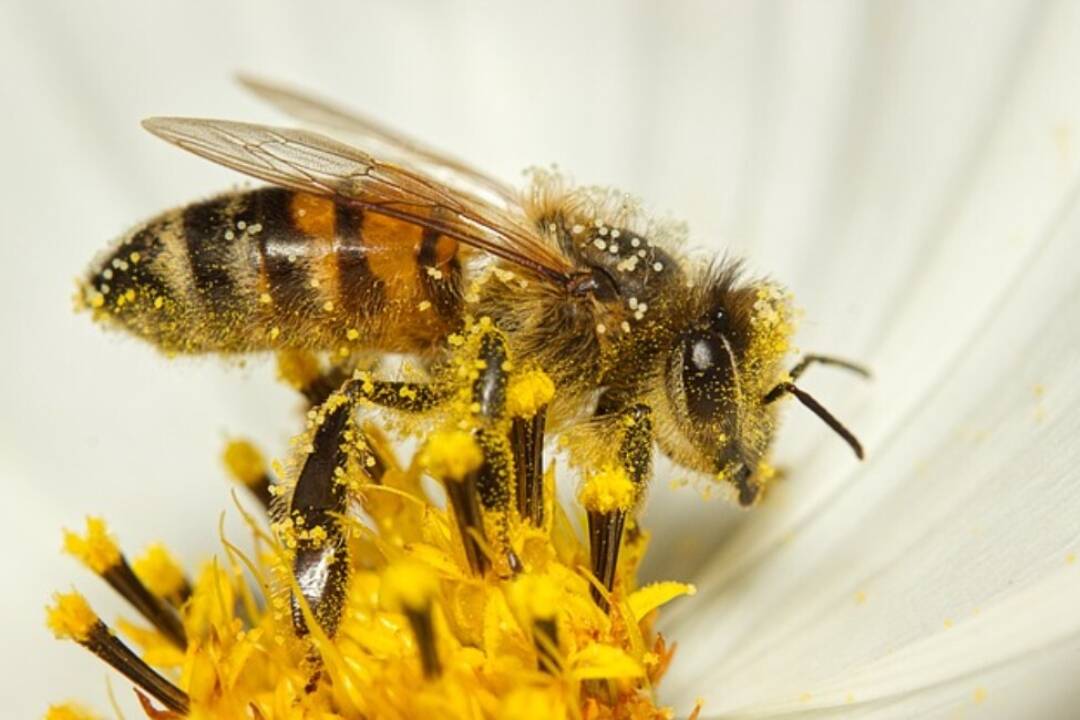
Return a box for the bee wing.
[142,117,573,283]
[237,74,518,206]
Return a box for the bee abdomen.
[82,187,464,354]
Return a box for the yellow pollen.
[381,561,438,612]
[63,517,120,574]
[419,430,483,481]
[512,573,560,621]
[52,275,702,718]
[45,703,100,720]
[506,369,556,418]
[627,582,697,622]
[46,592,98,642]
[276,350,320,390]
[579,465,636,513]
[132,543,187,599]
[222,439,267,487]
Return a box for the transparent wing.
[142,117,573,283]
[237,74,519,206]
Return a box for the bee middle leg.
[444,329,521,576]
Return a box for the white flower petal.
[651,2,1080,717]
[666,192,1080,709]
[4,1,1079,717]
[661,16,1080,713]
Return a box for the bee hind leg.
[286,397,356,640]
[285,363,446,639]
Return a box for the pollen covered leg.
[343,365,442,413]
[467,329,527,575]
[418,326,524,577]
[285,397,356,639]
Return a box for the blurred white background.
[3,1,1079,718]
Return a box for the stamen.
[421,430,489,576]
[580,466,636,611]
[507,370,555,526]
[64,518,187,649]
[382,563,442,679]
[277,350,331,405]
[223,438,274,510]
[518,576,562,673]
[132,543,192,608]
[47,592,189,715]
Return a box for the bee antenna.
[764,382,864,460]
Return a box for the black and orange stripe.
[84,187,465,355]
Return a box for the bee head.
[658,262,795,506]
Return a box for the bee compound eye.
[679,330,735,421]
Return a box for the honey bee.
[81,78,867,636]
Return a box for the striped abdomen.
[81,187,464,354]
